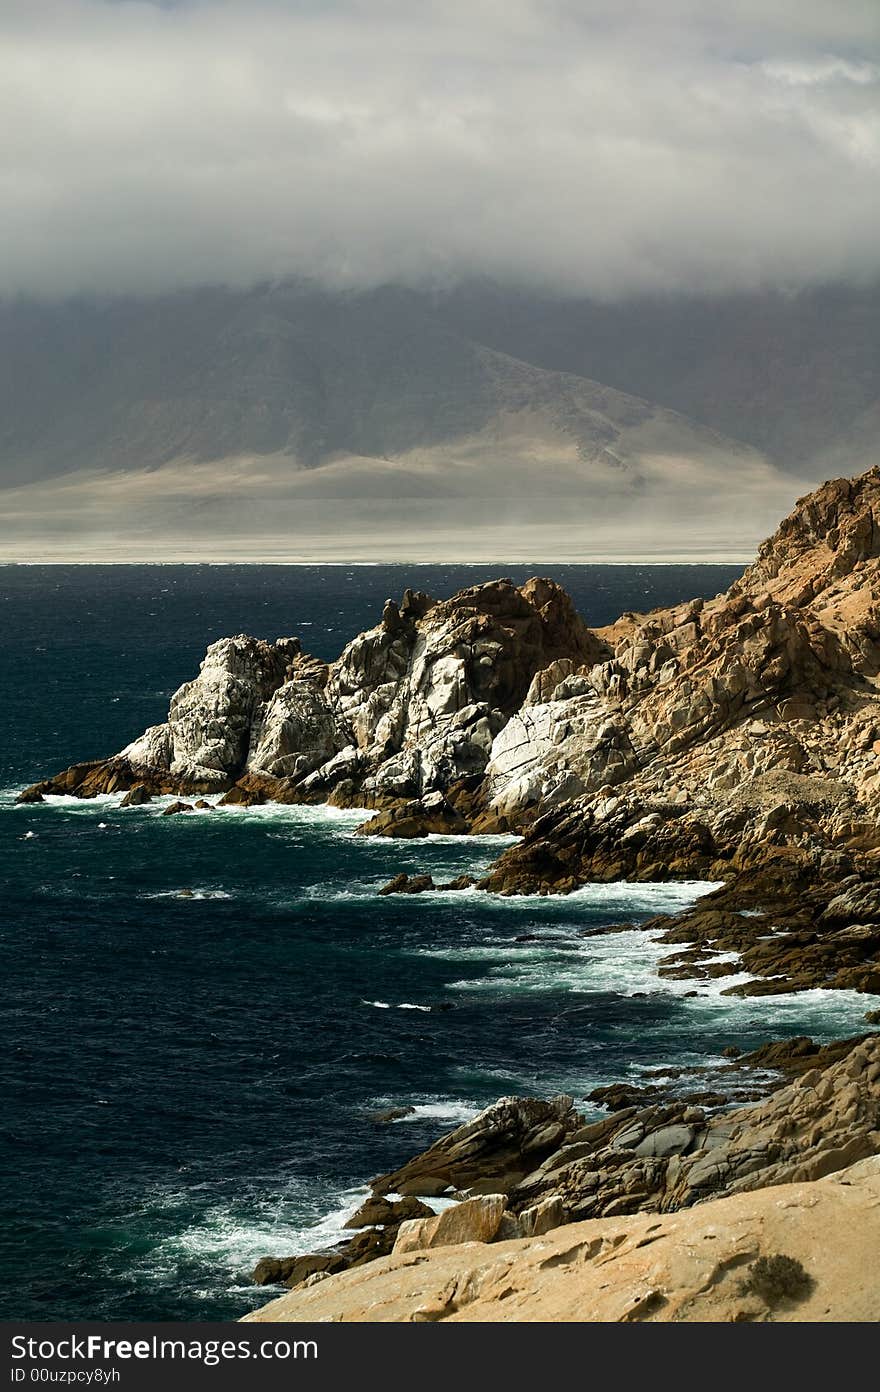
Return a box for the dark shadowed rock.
[377,873,436,895]
[252,1252,348,1288]
[120,784,152,807]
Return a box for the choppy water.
[0,564,869,1322]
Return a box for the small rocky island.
[21,466,880,1320]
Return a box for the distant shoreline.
[0,553,756,567]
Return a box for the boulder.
[392,1195,507,1254]
[377,873,436,896]
[251,1252,347,1287]
[344,1196,433,1229]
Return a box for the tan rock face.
[243,1032,880,1305]
[392,1195,507,1254]
[478,466,880,873]
[503,1035,880,1225]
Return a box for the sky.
[2,0,879,298]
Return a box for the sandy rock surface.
[244,1157,880,1323]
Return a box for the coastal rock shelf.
[245,1155,880,1323]
[246,1031,880,1316]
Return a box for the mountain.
[1,281,875,559]
[432,280,880,473]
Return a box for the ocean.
[0,564,870,1322]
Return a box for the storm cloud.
[2,0,879,297]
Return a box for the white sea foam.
[141,1184,368,1285]
[412,832,519,847]
[362,999,432,1012]
[5,786,372,827]
[145,888,234,901]
[416,898,872,1038]
[215,801,368,827]
[20,791,122,810]
[395,1099,481,1125]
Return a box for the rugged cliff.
[19,575,604,816]
[21,468,880,997]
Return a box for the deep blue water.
[0,565,870,1322]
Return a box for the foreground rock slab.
[249,1034,880,1293]
[244,1156,880,1323]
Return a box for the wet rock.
[344,1227,396,1266]
[344,1195,434,1229]
[368,1105,417,1123]
[377,873,436,895]
[252,1252,347,1288]
[120,784,152,807]
[16,785,47,804]
[357,794,470,839]
[372,1095,578,1198]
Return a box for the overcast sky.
[2,0,878,298]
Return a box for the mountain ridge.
[2,280,875,558]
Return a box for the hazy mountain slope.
[0,284,767,485]
[0,287,480,483]
[433,282,880,473]
[0,282,833,558]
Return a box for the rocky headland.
[21,466,880,998]
[19,466,880,1319]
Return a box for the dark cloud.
[2,0,878,296]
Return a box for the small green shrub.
[746,1253,813,1305]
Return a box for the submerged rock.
[368,1105,417,1123]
